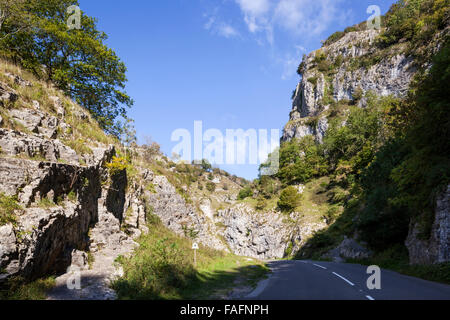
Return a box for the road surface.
[246,260,450,300]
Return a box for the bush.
[0,193,21,226]
[238,186,252,200]
[255,196,267,211]
[206,182,216,193]
[278,186,302,213]
[105,156,128,176]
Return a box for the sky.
[79,0,396,180]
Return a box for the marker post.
[192,242,199,267]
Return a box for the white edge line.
[366,295,375,301]
[313,264,327,270]
[332,272,355,286]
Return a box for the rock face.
[282,29,416,143]
[215,204,326,260]
[217,204,292,259]
[321,237,372,263]
[406,185,450,265]
[142,173,229,252]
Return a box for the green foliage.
[387,37,450,238]
[323,31,345,47]
[0,193,21,226]
[146,182,157,194]
[205,182,216,193]
[278,186,302,213]
[255,196,267,211]
[0,276,55,300]
[307,76,318,86]
[0,0,133,136]
[376,0,449,62]
[37,197,56,209]
[238,186,253,200]
[277,136,328,186]
[347,245,450,284]
[200,159,212,172]
[105,156,128,176]
[112,217,269,300]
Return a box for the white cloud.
[232,0,344,44]
[275,0,342,35]
[204,11,240,39]
[218,24,240,38]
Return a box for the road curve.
[246,260,450,300]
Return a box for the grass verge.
[112,214,269,300]
[0,277,56,300]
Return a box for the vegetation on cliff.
[249,0,450,270]
[0,0,133,136]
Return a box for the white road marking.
[313,264,327,270]
[366,295,375,301]
[332,272,355,286]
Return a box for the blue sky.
[79,0,396,180]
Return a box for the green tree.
[238,186,252,200]
[278,186,302,213]
[0,0,133,136]
[277,136,327,186]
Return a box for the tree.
[278,186,302,213]
[0,0,32,38]
[143,136,161,160]
[0,0,133,136]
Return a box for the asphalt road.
[246,260,450,300]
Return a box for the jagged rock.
[4,72,32,87]
[322,236,372,262]
[49,96,65,119]
[68,250,89,272]
[0,129,79,164]
[32,100,40,110]
[282,29,416,143]
[217,204,295,259]
[145,174,228,252]
[406,185,450,265]
[9,108,43,133]
[0,82,18,105]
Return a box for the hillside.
[274,0,450,272]
[0,61,272,299]
[0,0,449,300]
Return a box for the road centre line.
[313,263,327,270]
[332,272,355,286]
[366,295,375,300]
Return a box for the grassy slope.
[112,214,269,300]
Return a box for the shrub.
[206,182,216,193]
[255,196,267,211]
[238,186,252,200]
[0,193,21,226]
[278,186,302,213]
[105,156,128,176]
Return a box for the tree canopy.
[0,0,133,136]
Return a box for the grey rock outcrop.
[321,236,372,263]
[142,173,229,252]
[282,29,416,143]
[215,204,325,260]
[0,129,79,165]
[406,185,450,265]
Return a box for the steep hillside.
[272,0,450,273]
[0,61,272,299]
